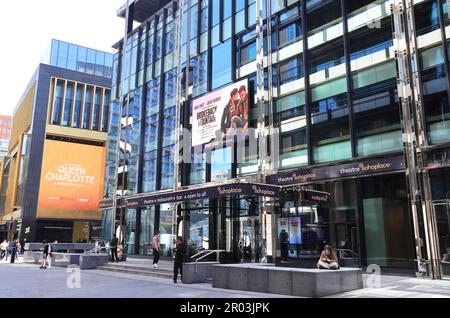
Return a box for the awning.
[100,182,282,209]
[266,155,405,186]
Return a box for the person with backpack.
[151,230,161,268]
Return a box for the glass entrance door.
[236,216,260,263]
[433,202,450,278]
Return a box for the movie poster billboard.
[277,217,289,239]
[37,139,106,220]
[192,79,249,147]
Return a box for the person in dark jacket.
[172,236,186,284]
[40,240,49,269]
[110,234,119,263]
[9,239,17,263]
[279,229,289,262]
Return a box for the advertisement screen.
[288,217,302,244]
[37,139,106,219]
[192,79,249,147]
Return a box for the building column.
[392,0,437,277]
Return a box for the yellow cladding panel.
[0,157,5,205]
[9,82,36,152]
[4,156,17,216]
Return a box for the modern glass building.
[101,0,450,279]
[42,39,114,79]
[0,40,112,243]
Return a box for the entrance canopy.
[99,182,282,209]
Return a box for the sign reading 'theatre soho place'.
[192,79,249,147]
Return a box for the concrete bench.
[25,243,95,253]
[212,263,363,297]
[182,262,219,284]
[23,251,108,269]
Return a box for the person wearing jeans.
[110,234,119,263]
[151,230,160,268]
[172,236,186,284]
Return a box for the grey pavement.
[1,259,450,298]
[0,261,293,298]
[329,274,450,298]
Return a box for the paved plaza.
[0,258,450,298]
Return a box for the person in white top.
[47,240,58,269]
[0,240,8,261]
[151,230,161,268]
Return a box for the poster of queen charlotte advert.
[192,79,249,147]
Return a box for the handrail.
[84,246,109,255]
[336,249,359,258]
[191,249,226,273]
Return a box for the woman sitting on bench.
[317,245,340,270]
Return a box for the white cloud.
[0,0,125,116]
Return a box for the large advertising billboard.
[192,79,249,147]
[37,139,106,220]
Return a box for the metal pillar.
[173,0,186,245]
[255,0,276,263]
[112,0,131,242]
[392,0,441,278]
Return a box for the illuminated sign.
[37,139,106,217]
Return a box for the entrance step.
[97,263,173,279]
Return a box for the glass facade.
[49,39,114,78]
[101,0,450,276]
[49,77,111,132]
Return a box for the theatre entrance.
[183,196,264,264]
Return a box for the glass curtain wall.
[416,0,450,145]
[50,79,110,131]
[308,0,350,164]
[49,39,113,78]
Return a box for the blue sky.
[0,0,126,116]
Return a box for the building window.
[354,90,402,156]
[92,88,102,131]
[83,87,93,129]
[212,39,232,89]
[161,146,175,190]
[73,84,84,128]
[52,80,64,125]
[278,21,302,48]
[62,82,74,126]
[239,41,257,65]
[102,91,110,133]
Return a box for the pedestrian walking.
[172,236,186,284]
[94,240,101,254]
[0,240,7,260]
[110,234,119,263]
[47,240,57,268]
[40,240,49,269]
[117,241,124,262]
[151,230,161,268]
[9,239,17,263]
[15,241,21,260]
